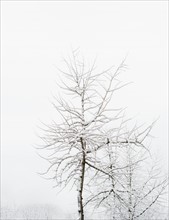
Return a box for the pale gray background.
[1,1,168,215]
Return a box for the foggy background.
[1,1,168,217]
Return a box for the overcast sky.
[1,0,168,215]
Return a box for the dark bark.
[78,137,86,220]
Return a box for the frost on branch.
[37,50,168,220]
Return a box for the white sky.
[1,0,168,215]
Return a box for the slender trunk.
[77,138,86,220]
[77,87,86,220]
[108,144,116,220]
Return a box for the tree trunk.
[77,137,86,220]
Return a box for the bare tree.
[38,50,167,220]
[38,50,133,219]
[86,130,168,220]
